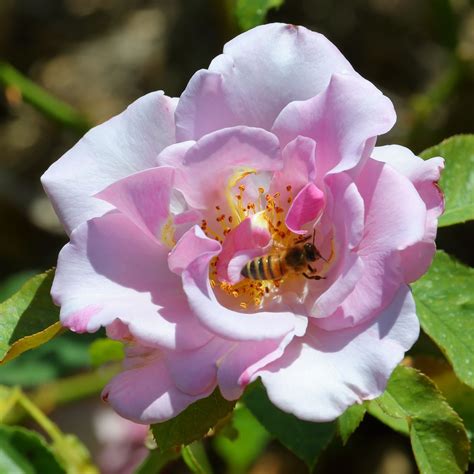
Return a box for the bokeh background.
[1,1,473,473]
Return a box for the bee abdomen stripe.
[278,257,284,276]
[249,259,260,279]
[258,258,266,280]
[266,256,275,279]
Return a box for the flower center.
[197,173,329,310]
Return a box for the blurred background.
[0,0,473,473]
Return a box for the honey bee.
[241,231,326,281]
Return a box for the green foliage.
[366,394,410,436]
[0,387,99,473]
[182,442,213,474]
[0,425,66,474]
[412,251,474,388]
[235,0,284,30]
[213,405,270,473]
[426,360,474,461]
[420,134,474,227]
[0,61,91,133]
[243,382,336,470]
[0,332,100,387]
[0,270,61,364]
[133,448,181,474]
[337,403,366,445]
[368,366,470,474]
[0,270,37,303]
[88,338,124,367]
[152,389,236,450]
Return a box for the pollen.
[207,175,303,310]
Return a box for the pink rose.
[42,23,444,423]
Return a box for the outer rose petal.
[53,212,213,350]
[372,145,444,282]
[95,166,175,243]
[41,92,177,234]
[102,347,214,424]
[166,337,229,396]
[176,23,356,140]
[175,226,307,341]
[317,159,427,329]
[272,73,396,176]
[217,330,295,400]
[253,285,419,421]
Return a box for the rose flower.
[42,23,444,423]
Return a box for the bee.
[241,231,326,281]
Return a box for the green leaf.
[0,270,37,303]
[412,250,474,388]
[151,389,236,450]
[182,442,213,474]
[0,332,100,387]
[368,366,470,474]
[213,405,270,474]
[420,358,474,461]
[337,403,366,445]
[0,425,65,474]
[366,394,410,436]
[133,448,181,474]
[0,270,62,364]
[243,382,336,470]
[235,0,284,30]
[88,338,124,367]
[420,134,474,227]
[0,61,91,133]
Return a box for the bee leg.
[303,273,325,280]
[294,234,312,244]
[305,265,325,280]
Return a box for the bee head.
[303,243,318,262]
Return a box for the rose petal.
[308,173,365,318]
[169,126,282,210]
[272,73,396,176]
[270,136,317,198]
[253,285,418,421]
[372,145,445,282]
[41,92,177,234]
[317,158,427,329]
[53,212,213,350]
[102,347,213,424]
[176,23,356,140]
[174,226,307,341]
[95,166,175,243]
[166,337,229,395]
[217,330,295,400]
[285,182,325,234]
